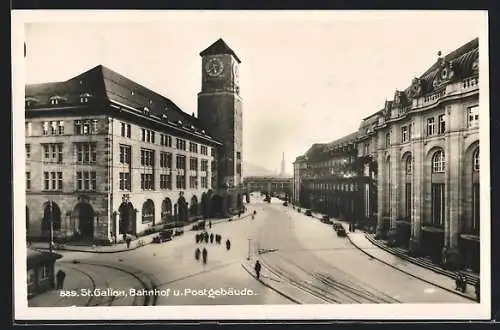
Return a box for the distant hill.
[243,162,276,177]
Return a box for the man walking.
[56,269,66,289]
[254,260,262,280]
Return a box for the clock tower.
[198,38,243,192]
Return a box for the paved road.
[254,198,472,303]
[39,194,472,306]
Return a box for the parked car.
[153,229,173,243]
[336,227,347,237]
[305,209,312,216]
[297,208,301,213]
[321,215,331,224]
[332,222,343,231]
[283,202,288,206]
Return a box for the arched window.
[42,201,61,231]
[432,150,446,173]
[142,199,155,224]
[473,149,479,171]
[405,156,412,175]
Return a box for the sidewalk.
[306,210,478,301]
[30,211,252,254]
[28,263,94,307]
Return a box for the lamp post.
[247,238,252,261]
[49,201,54,253]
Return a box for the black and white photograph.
[12,10,490,320]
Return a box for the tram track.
[60,260,157,306]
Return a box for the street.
[35,194,473,306]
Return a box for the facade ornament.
[433,59,456,88]
[472,55,479,72]
[409,77,423,98]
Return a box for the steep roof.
[325,131,358,149]
[200,38,241,63]
[26,65,208,133]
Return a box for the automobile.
[153,229,173,243]
[332,222,343,231]
[321,215,331,224]
[283,202,288,206]
[336,227,347,237]
[305,209,312,216]
[297,208,301,213]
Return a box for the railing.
[424,89,446,104]
[462,77,479,89]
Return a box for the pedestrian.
[195,234,199,243]
[455,272,461,291]
[254,260,262,280]
[238,211,241,218]
[56,269,66,289]
[126,236,131,249]
[475,280,480,302]
[210,233,214,243]
[202,248,208,264]
[209,221,212,229]
[226,239,231,250]
[122,233,127,242]
[195,248,201,261]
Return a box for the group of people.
[194,228,232,264]
[455,272,481,302]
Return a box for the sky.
[23,11,486,175]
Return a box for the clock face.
[205,57,224,77]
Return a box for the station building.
[294,38,480,272]
[25,39,244,245]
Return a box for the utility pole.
[247,238,252,260]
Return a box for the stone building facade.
[293,38,480,271]
[25,39,244,245]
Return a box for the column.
[376,131,386,237]
[390,141,401,229]
[443,103,464,263]
[410,116,424,255]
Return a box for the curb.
[32,214,253,254]
[240,263,301,305]
[345,233,477,302]
[365,234,479,285]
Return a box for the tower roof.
[200,38,241,63]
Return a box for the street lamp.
[49,201,54,253]
[247,238,252,261]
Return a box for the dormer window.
[177,120,183,126]
[80,93,92,103]
[49,95,66,105]
[143,107,150,115]
[190,125,195,130]
[201,130,206,135]
[162,114,168,120]
[25,97,39,108]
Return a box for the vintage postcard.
[12,10,490,320]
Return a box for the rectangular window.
[58,121,64,135]
[26,172,31,190]
[43,171,62,191]
[141,173,154,190]
[237,152,241,160]
[119,145,131,165]
[201,160,208,172]
[431,183,445,226]
[472,183,480,234]
[74,119,98,135]
[76,143,97,164]
[25,122,32,136]
[438,114,446,134]
[119,172,131,191]
[25,144,31,159]
[166,135,172,147]
[237,163,242,175]
[151,131,155,144]
[401,126,408,143]
[121,122,126,137]
[190,175,197,189]
[201,145,208,155]
[467,105,479,128]
[427,117,435,136]
[42,143,63,163]
[176,174,186,189]
[40,265,49,280]
[176,155,186,170]
[405,183,411,219]
[42,122,49,136]
[142,129,146,142]
[51,121,57,135]
[190,157,198,171]
[176,138,186,150]
[127,124,131,138]
[140,149,155,167]
[201,176,208,188]
[189,142,198,153]
[76,171,97,191]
